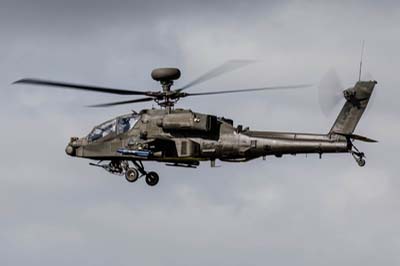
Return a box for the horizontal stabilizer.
[332,132,378,143]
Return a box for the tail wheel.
[125,168,139,183]
[357,158,366,167]
[350,143,366,168]
[145,172,159,186]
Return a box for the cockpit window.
[116,114,138,134]
[88,119,116,142]
[88,113,139,142]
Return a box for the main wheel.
[145,172,159,186]
[125,168,139,182]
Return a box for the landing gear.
[350,143,366,167]
[352,152,366,167]
[145,172,159,186]
[131,161,160,186]
[90,159,160,186]
[125,168,139,182]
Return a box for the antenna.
[358,40,365,81]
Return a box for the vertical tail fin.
[330,80,377,135]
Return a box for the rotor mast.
[151,68,182,112]
[160,80,174,112]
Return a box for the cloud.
[1,1,400,266]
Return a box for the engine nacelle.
[157,112,217,133]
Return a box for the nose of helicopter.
[65,144,75,156]
[65,137,84,157]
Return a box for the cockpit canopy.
[88,113,139,142]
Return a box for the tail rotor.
[318,69,344,116]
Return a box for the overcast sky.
[1,1,400,265]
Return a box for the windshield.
[88,113,139,142]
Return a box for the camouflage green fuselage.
[66,80,377,165]
[67,108,348,164]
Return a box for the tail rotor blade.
[318,69,344,116]
[363,71,374,81]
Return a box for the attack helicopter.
[14,60,377,186]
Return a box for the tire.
[357,159,366,167]
[145,171,159,186]
[125,168,139,183]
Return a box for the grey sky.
[1,0,400,265]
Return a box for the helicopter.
[13,60,377,186]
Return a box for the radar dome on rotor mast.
[151,68,181,82]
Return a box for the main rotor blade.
[87,97,154,107]
[178,60,255,91]
[13,78,151,95]
[184,84,312,97]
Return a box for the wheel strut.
[132,160,147,176]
